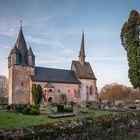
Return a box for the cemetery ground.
[0,107,114,130]
[0,106,140,140]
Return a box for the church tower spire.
[15,21,28,64]
[79,31,85,65]
[16,21,27,51]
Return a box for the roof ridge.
[35,66,73,72]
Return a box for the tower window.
[19,54,22,63]
[58,89,60,93]
[86,86,89,94]
[90,86,93,95]
[21,82,23,87]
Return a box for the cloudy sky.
[0,0,140,89]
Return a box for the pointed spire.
[79,31,85,65]
[14,21,28,64]
[15,21,28,51]
[27,45,34,56]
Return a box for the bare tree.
[100,84,140,101]
[0,75,8,105]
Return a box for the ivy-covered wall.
[0,111,140,140]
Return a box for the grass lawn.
[0,108,114,130]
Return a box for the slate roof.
[16,28,28,52]
[27,46,34,56]
[12,45,19,54]
[9,45,19,55]
[71,61,96,80]
[31,66,80,84]
[44,83,54,88]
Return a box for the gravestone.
[57,104,64,113]
[91,101,99,109]
[46,102,53,114]
[104,105,109,110]
[73,103,79,115]
[101,104,105,109]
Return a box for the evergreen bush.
[23,107,31,115]
[16,105,27,113]
[32,84,43,105]
[30,108,40,115]
[32,105,39,110]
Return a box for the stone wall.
[79,79,97,102]
[8,65,35,104]
[31,81,80,104]
[0,111,140,140]
[8,66,12,104]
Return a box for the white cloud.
[0,18,17,37]
[26,35,73,54]
[87,56,126,62]
[36,52,71,61]
[36,52,71,67]
[0,45,11,49]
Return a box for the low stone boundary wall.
[0,111,140,140]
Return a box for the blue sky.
[0,0,140,89]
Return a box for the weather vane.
[20,20,22,30]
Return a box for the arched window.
[86,86,89,94]
[90,86,93,95]
[61,94,67,104]
[48,97,52,102]
[49,89,52,92]
[21,82,23,87]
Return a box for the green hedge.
[7,104,40,115]
[30,109,40,115]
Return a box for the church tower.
[8,24,35,104]
[71,31,98,105]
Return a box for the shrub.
[30,109,40,115]
[23,107,31,115]
[64,107,73,113]
[16,105,27,113]
[6,105,10,112]
[32,105,39,110]
[2,104,8,110]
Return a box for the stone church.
[8,26,98,106]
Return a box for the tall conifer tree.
[121,10,140,89]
